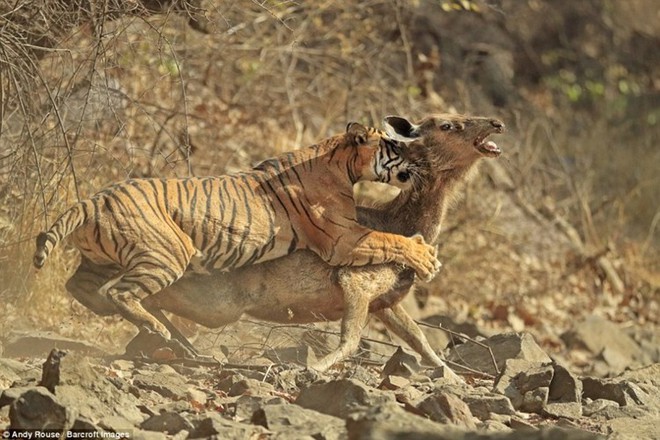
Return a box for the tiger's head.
[345,122,417,192]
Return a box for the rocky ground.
[1,314,658,439]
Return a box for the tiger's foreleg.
[333,231,441,282]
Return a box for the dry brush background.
[0,0,658,368]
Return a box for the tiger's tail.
[34,199,91,268]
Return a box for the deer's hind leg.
[374,303,463,383]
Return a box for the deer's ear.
[383,116,421,141]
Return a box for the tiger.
[33,123,441,338]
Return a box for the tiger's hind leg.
[65,257,121,316]
[101,254,192,338]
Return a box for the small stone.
[582,377,650,406]
[416,392,477,430]
[493,359,553,412]
[132,373,189,400]
[8,387,70,430]
[188,412,268,439]
[232,395,267,420]
[381,347,422,378]
[543,402,582,419]
[583,399,619,417]
[140,411,194,434]
[378,375,410,390]
[295,379,395,419]
[549,363,582,403]
[509,416,538,430]
[228,378,275,397]
[186,387,208,406]
[462,394,516,420]
[448,333,551,376]
[252,403,346,439]
[520,387,549,414]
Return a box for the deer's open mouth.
[476,139,501,157]
[474,127,503,157]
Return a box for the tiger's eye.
[440,123,452,131]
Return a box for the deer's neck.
[357,163,477,245]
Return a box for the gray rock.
[295,378,395,419]
[426,365,460,381]
[520,387,549,414]
[188,412,269,439]
[381,346,422,378]
[416,391,478,429]
[462,393,516,420]
[228,378,275,397]
[132,372,189,400]
[70,416,102,432]
[232,395,283,421]
[616,363,660,386]
[493,359,553,413]
[252,403,346,439]
[543,402,582,419]
[583,399,619,417]
[54,355,144,425]
[8,387,72,430]
[0,386,34,409]
[378,374,411,391]
[140,411,194,434]
[346,402,462,439]
[98,415,137,432]
[549,363,582,404]
[561,316,647,373]
[581,377,650,406]
[448,332,551,376]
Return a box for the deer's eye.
[397,171,410,182]
[440,123,452,131]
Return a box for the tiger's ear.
[383,116,421,141]
[346,122,369,144]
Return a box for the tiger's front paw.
[407,234,441,282]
